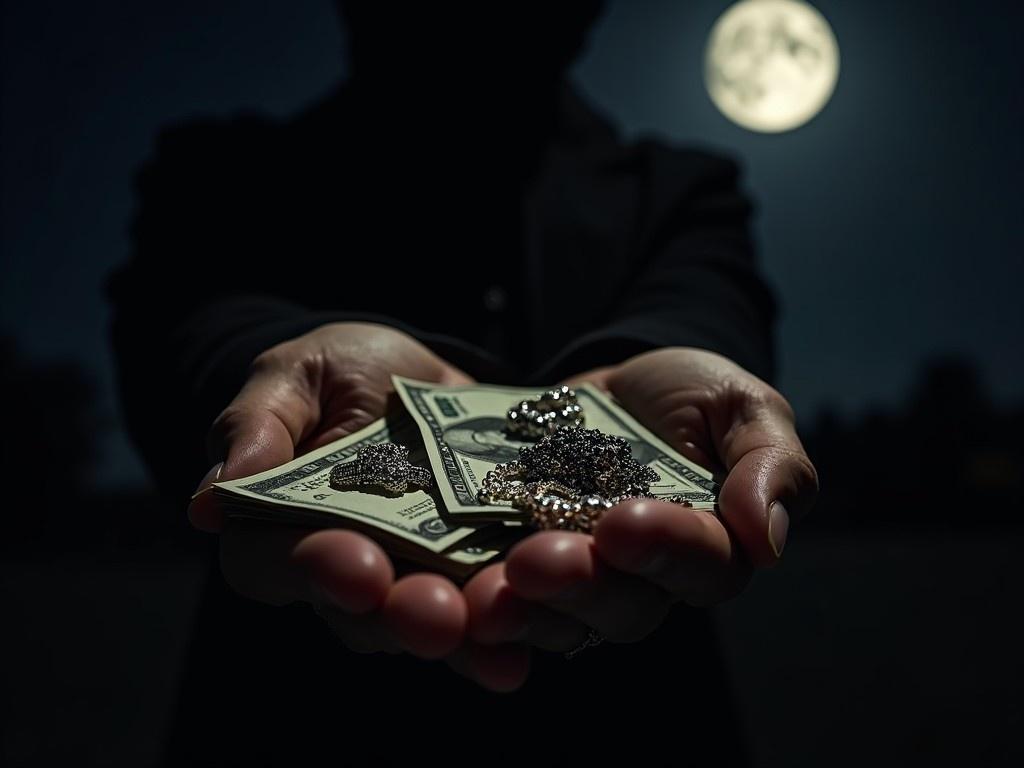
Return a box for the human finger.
[592,499,751,606]
[710,390,818,566]
[220,523,393,610]
[188,357,320,532]
[503,532,673,643]
[463,563,591,652]
[561,365,615,390]
[381,573,468,659]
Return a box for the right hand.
[186,322,531,690]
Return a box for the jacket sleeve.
[535,144,778,385]
[106,119,495,503]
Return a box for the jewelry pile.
[505,385,585,440]
[478,425,692,533]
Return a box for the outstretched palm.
[188,322,529,691]
[462,347,818,657]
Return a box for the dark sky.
[2,1,1021,488]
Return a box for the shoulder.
[555,84,747,201]
[634,140,743,191]
[629,140,753,236]
[552,89,753,249]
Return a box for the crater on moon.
[704,0,840,132]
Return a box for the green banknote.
[393,376,719,522]
[211,414,518,581]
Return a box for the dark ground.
[3,498,1022,766]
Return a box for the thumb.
[562,365,615,390]
[301,355,474,453]
[714,393,818,567]
[438,363,475,386]
[187,362,319,532]
[415,347,474,386]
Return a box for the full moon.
[704,0,840,133]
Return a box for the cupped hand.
[186,322,530,690]
[462,347,819,652]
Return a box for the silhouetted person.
[108,4,818,765]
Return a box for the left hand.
[462,347,819,652]
[186,321,530,690]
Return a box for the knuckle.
[211,403,246,432]
[749,384,795,422]
[250,342,320,389]
[249,344,290,375]
[793,452,820,492]
[332,368,387,402]
[207,401,258,451]
[774,447,820,499]
[206,404,247,460]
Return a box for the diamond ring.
[328,442,433,495]
[506,385,585,440]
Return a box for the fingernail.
[768,501,789,558]
[190,462,223,500]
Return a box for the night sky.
[2,0,1021,488]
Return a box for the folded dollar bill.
[211,414,521,582]
[210,380,720,582]
[393,377,719,523]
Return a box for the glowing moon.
[704,0,840,132]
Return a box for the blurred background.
[2,1,1021,765]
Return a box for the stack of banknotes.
[212,377,719,581]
